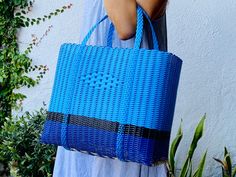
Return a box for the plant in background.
[0,106,56,177]
[0,0,72,127]
[214,147,236,177]
[0,0,72,175]
[167,114,207,177]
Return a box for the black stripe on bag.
[46,111,170,140]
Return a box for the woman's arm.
[137,0,168,20]
[104,0,168,40]
[104,0,137,40]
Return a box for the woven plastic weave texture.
[41,6,182,166]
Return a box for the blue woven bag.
[41,6,182,166]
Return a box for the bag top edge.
[59,43,183,62]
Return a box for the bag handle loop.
[106,7,159,50]
[81,6,159,50]
[81,6,143,49]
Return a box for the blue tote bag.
[41,6,182,166]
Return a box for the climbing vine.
[0,0,72,126]
[0,0,72,175]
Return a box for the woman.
[53,0,168,176]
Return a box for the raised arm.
[104,0,168,40]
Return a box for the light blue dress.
[53,0,168,176]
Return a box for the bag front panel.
[69,45,129,124]
[48,44,83,114]
[48,44,182,131]
[41,112,170,165]
[42,43,182,165]
[127,52,182,131]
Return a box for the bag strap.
[81,6,159,50]
[81,6,144,49]
[106,7,159,50]
[133,6,143,49]
[81,15,109,46]
[106,22,115,48]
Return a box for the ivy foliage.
[0,0,72,176]
[0,0,72,127]
[0,106,57,177]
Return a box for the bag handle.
[81,14,109,46]
[106,22,115,48]
[81,6,143,49]
[106,8,159,50]
[81,6,159,50]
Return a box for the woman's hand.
[104,0,168,40]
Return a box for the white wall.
[16,0,236,176]
[167,0,236,176]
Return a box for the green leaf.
[0,76,3,83]
[179,158,190,177]
[13,0,21,5]
[188,162,193,177]
[232,166,236,177]
[213,157,225,167]
[39,165,45,172]
[169,121,183,175]
[224,147,232,175]
[193,151,207,177]
[20,15,25,19]
[224,154,232,176]
[224,147,229,157]
[179,115,206,177]
[188,114,206,160]
[15,12,21,16]
[24,21,29,27]
[222,167,230,177]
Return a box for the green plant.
[214,147,236,177]
[0,0,72,127]
[0,0,72,174]
[167,114,207,177]
[0,106,56,177]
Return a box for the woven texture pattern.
[41,6,182,166]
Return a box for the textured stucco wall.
[167,0,236,176]
[16,0,236,176]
